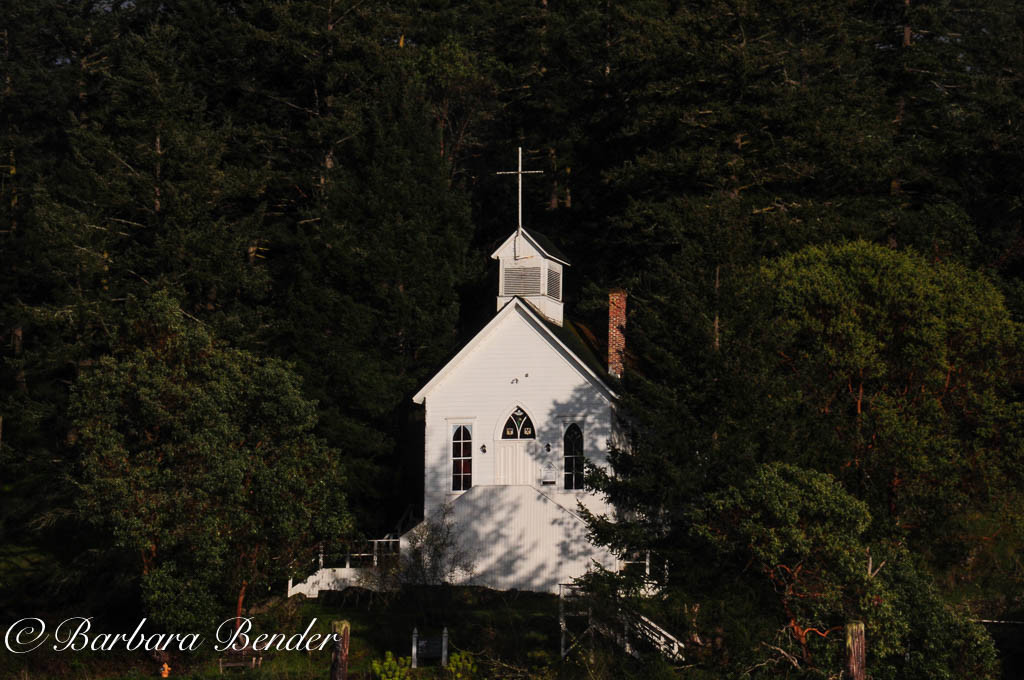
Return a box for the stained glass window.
[501,406,536,439]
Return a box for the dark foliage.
[2,1,1024,676]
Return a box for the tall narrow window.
[452,425,472,491]
[564,424,584,490]
[502,406,536,439]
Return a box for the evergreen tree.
[70,291,351,630]
[219,2,477,528]
[589,242,1023,675]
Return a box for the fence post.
[441,627,449,666]
[411,627,418,668]
[559,587,567,658]
[845,621,865,680]
[330,620,350,680]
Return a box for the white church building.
[288,151,629,597]
[405,226,624,593]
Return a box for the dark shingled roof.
[490,228,571,265]
[527,229,570,265]
[536,313,612,386]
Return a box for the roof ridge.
[413,298,615,403]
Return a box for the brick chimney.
[608,289,626,378]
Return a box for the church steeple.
[491,147,569,325]
[491,228,569,326]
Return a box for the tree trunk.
[604,0,612,77]
[713,265,720,351]
[154,133,162,213]
[235,580,248,630]
[3,30,15,233]
[12,326,25,392]
[892,0,911,197]
[330,621,350,680]
[845,621,866,680]
[903,0,912,48]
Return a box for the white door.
[495,441,533,485]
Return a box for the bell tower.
[490,147,569,325]
[491,228,568,326]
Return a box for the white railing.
[632,613,685,662]
[558,583,684,663]
[288,539,401,598]
[333,539,400,569]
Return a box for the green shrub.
[446,650,478,678]
[372,651,412,680]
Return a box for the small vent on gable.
[504,266,541,296]
[546,268,561,300]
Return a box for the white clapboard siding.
[434,485,618,593]
[410,298,617,593]
[417,301,613,521]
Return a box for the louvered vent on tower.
[492,228,568,325]
[546,268,561,301]
[504,266,542,296]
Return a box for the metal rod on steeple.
[496,147,543,239]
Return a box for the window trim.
[449,421,474,492]
[501,405,537,439]
[563,422,585,490]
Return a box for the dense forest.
[2,0,1024,677]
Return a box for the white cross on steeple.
[496,147,543,237]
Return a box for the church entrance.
[495,406,537,485]
[495,441,532,485]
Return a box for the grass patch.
[0,586,659,679]
[291,586,562,676]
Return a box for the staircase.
[558,584,685,663]
[286,539,399,598]
[287,567,371,598]
[630,612,685,662]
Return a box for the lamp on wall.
[480,444,487,454]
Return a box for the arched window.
[501,406,536,439]
[564,424,584,490]
[452,425,472,491]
